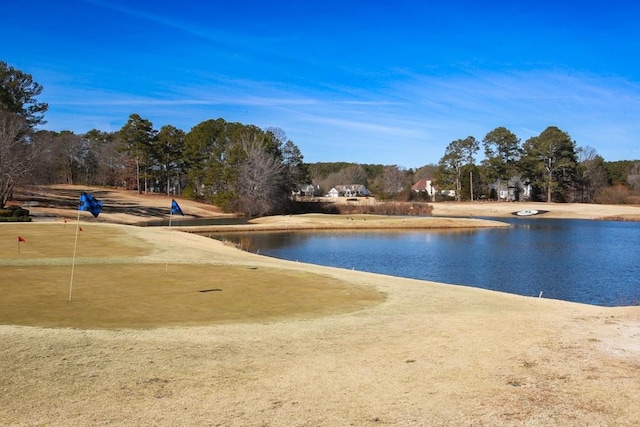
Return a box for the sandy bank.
[431,200,640,221]
[178,213,509,234]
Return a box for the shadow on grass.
[14,186,196,220]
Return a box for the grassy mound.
[0,223,385,328]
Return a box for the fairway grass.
[1,222,150,260]
[1,223,385,328]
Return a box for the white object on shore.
[516,209,539,216]
[539,291,543,298]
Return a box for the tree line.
[22,115,308,217]
[2,60,639,215]
[436,126,640,203]
[307,151,639,204]
[308,130,639,204]
[1,61,309,216]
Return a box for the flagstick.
[68,209,82,302]
[18,240,21,254]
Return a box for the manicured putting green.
[1,264,384,328]
[0,223,385,328]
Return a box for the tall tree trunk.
[547,165,553,202]
[135,157,141,194]
[455,168,461,201]
[547,157,553,203]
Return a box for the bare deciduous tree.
[628,161,640,191]
[237,136,286,217]
[576,146,609,202]
[382,165,407,195]
[0,112,40,207]
[83,129,127,187]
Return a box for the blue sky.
[3,0,640,167]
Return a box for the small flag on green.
[79,192,102,218]
[171,199,184,216]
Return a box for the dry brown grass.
[183,212,509,234]
[334,200,433,216]
[1,186,639,426]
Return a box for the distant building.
[411,178,436,200]
[294,184,320,197]
[327,185,370,197]
[327,187,340,197]
[488,177,531,201]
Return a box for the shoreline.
[430,200,640,221]
[2,186,639,425]
[175,213,511,234]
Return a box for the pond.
[205,217,640,307]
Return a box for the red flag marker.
[18,236,26,242]
[79,227,84,232]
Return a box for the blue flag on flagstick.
[79,192,103,218]
[171,199,184,216]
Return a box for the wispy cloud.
[83,0,237,45]
[40,51,640,165]
[6,0,640,166]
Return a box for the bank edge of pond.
[173,215,510,234]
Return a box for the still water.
[209,218,640,307]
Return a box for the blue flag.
[171,199,184,216]
[79,192,102,218]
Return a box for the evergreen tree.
[521,126,579,202]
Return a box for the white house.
[335,184,370,197]
[327,187,340,197]
[294,184,320,197]
[411,178,435,195]
[327,185,370,198]
[411,178,437,200]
